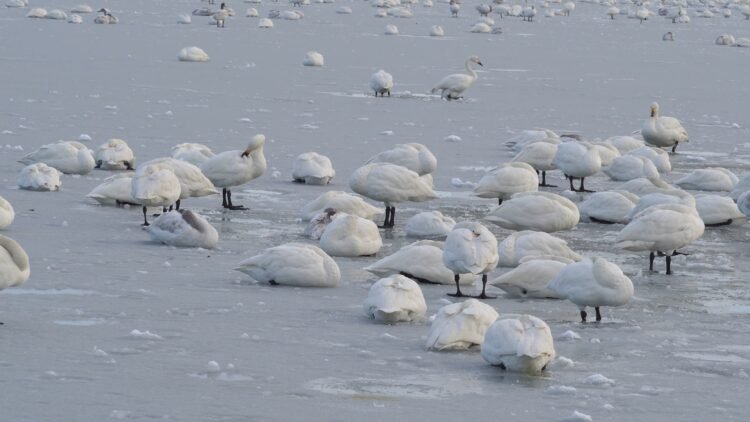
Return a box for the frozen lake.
[1,0,749,420]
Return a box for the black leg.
[222,188,228,208]
[142,206,149,226]
[498,198,503,205]
[666,255,672,275]
[447,274,465,297]
[539,171,557,187]
[388,206,396,228]
[580,310,587,323]
[595,307,602,322]
[671,143,678,153]
[226,189,248,210]
[568,176,575,191]
[126,161,134,170]
[380,207,391,229]
[579,178,594,193]
[472,274,496,299]
[649,251,655,271]
[175,199,181,211]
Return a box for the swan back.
[474,162,539,200]
[171,143,215,166]
[363,275,427,323]
[131,165,181,207]
[489,258,570,299]
[443,221,499,275]
[481,315,555,374]
[497,230,581,267]
[17,163,62,191]
[0,235,30,290]
[404,211,456,238]
[425,299,499,350]
[319,214,383,257]
[95,138,135,170]
[349,163,437,206]
[485,192,580,232]
[300,191,383,221]
[366,143,437,176]
[235,243,340,287]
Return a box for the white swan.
[19,141,95,175]
[363,275,427,323]
[449,0,460,17]
[497,230,581,267]
[443,221,499,298]
[512,141,559,186]
[578,190,639,224]
[716,34,736,46]
[171,143,214,166]
[641,102,689,153]
[27,8,47,18]
[68,14,83,23]
[0,236,31,318]
[258,18,274,28]
[485,192,579,233]
[235,243,340,287]
[384,24,399,35]
[366,143,437,176]
[70,4,93,13]
[349,163,437,228]
[17,163,61,192]
[675,167,738,192]
[476,3,492,16]
[521,5,537,21]
[303,51,324,67]
[369,70,394,97]
[95,139,135,170]
[300,191,383,222]
[553,141,602,192]
[508,129,559,151]
[694,194,745,226]
[605,135,644,154]
[604,155,659,181]
[213,3,229,27]
[431,56,483,101]
[425,299,499,350]
[430,25,445,36]
[489,256,572,299]
[146,210,219,249]
[304,208,338,240]
[6,0,27,8]
[292,152,335,185]
[404,211,455,238]
[45,9,67,20]
[86,173,140,206]
[737,191,750,218]
[547,256,634,322]
[474,162,539,204]
[365,240,476,285]
[606,6,620,19]
[618,177,673,196]
[616,204,704,274]
[94,8,118,24]
[200,134,267,210]
[0,196,15,229]
[178,46,210,62]
[470,22,492,33]
[481,315,555,374]
[592,143,621,167]
[730,174,750,201]
[138,158,217,208]
[627,146,672,173]
[131,165,181,225]
[626,189,695,221]
[319,214,382,257]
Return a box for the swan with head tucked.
[431,56,483,101]
[137,157,217,209]
[675,167,738,192]
[131,164,181,226]
[171,143,215,166]
[449,0,460,17]
[604,155,659,182]
[146,210,218,249]
[86,173,140,206]
[737,191,750,218]
[485,191,579,233]
[200,134,267,210]
[627,146,672,174]
[365,240,475,285]
[553,141,602,192]
[641,102,689,153]
[694,194,745,226]
[300,191,383,221]
[512,140,559,187]
[305,208,338,240]
[363,275,427,323]
[474,162,539,205]
[605,136,645,154]
[366,143,437,176]
[292,152,335,185]
[481,315,555,374]
[508,129,560,151]
[578,190,639,224]
[0,197,15,229]
[370,70,394,97]
[497,230,581,267]
[95,138,135,170]
[19,141,95,175]
[0,235,30,323]
[17,163,61,192]
[626,189,695,221]
[443,221,499,299]
[404,211,455,238]
[592,142,621,168]
[349,162,437,228]
[616,203,704,274]
[618,176,674,196]
[547,256,634,322]
[235,243,340,287]
[319,213,382,257]
[425,299,499,350]
[489,256,572,299]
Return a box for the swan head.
[469,55,484,67]
[650,102,659,117]
[98,8,110,15]
[324,207,338,218]
[241,134,266,157]
[220,3,226,9]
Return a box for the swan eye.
[521,288,528,295]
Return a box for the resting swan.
[292,152,335,185]
[485,192,580,233]
[0,197,14,229]
[19,141,96,175]
[235,243,340,287]
[86,173,140,206]
[364,240,475,285]
[363,275,427,323]
[300,191,383,222]
[553,141,602,192]
[0,235,30,323]
[473,162,539,204]
[366,143,437,176]
[489,256,572,299]
[95,138,135,170]
[319,213,382,257]
[17,163,61,192]
[431,56,483,101]
[481,315,555,374]
[131,165,181,225]
[404,211,455,238]
[425,299,499,350]
[146,210,219,249]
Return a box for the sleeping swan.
[235,243,340,287]
[481,315,555,374]
[145,210,218,249]
[0,235,31,323]
[364,240,475,285]
[363,275,427,323]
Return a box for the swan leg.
[567,176,575,191]
[579,177,594,192]
[666,255,672,275]
[225,189,248,210]
[472,274,496,299]
[580,309,587,323]
[671,143,679,153]
[142,206,150,226]
[175,200,181,211]
[539,171,557,187]
[222,188,228,208]
[447,274,466,297]
[388,206,396,227]
[649,251,655,271]
[95,160,102,169]
[125,161,134,170]
[595,307,602,322]
[379,207,391,228]
[498,198,503,205]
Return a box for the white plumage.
[431,56,483,100]
[171,143,215,166]
[138,158,217,202]
[86,173,140,206]
[605,136,644,154]
[481,315,555,374]
[303,51,324,67]
[146,210,219,249]
[694,194,745,226]
[0,196,15,229]
[627,146,672,174]
[235,243,340,287]
[366,143,437,176]
[319,214,382,257]
[370,70,394,97]
[404,211,455,238]
[292,152,335,185]
[675,168,738,192]
[363,275,427,323]
[497,230,581,267]
[19,141,96,175]
[425,299,499,350]
[618,177,674,197]
[364,240,476,285]
[512,141,559,186]
[0,235,30,293]
[553,141,602,192]
[178,47,210,62]
[443,222,498,298]
[604,155,659,181]
[200,134,267,209]
[131,164,181,225]
[473,162,539,204]
[485,192,579,233]
[17,163,61,192]
[641,102,689,153]
[300,191,382,222]
[578,190,638,224]
[489,256,572,299]
[95,139,135,170]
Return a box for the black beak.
[478,61,484,67]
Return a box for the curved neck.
[464,60,477,79]
[3,241,29,272]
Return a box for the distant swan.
[364,240,476,285]
[363,275,427,323]
[641,102,689,153]
[0,235,31,322]
[200,134,267,210]
[94,8,118,24]
[370,70,394,97]
[235,243,340,287]
[481,315,555,373]
[300,191,382,222]
[431,56,483,101]
[146,210,219,249]
[425,299,499,350]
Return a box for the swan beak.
[650,107,656,117]
[477,61,484,67]
[241,150,250,158]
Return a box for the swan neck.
[465,59,477,79]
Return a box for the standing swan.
[201,134,267,210]
[641,102,689,153]
[443,222,499,299]
[0,235,30,324]
[431,56,483,101]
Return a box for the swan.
[291,152,335,185]
[138,158,218,208]
[68,14,83,23]
[694,194,745,226]
[246,8,259,17]
[431,56,483,101]
[86,173,140,206]
[481,315,555,374]
[474,162,539,204]
[94,8,118,24]
[553,141,602,192]
[366,143,437,176]
[384,24,399,35]
[443,221,499,298]
[521,5,536,21]
[489,256,572,299]
[213,3,229,27]
[178,46,210,62]
[497,230,581,267]
[675,168,738,192]
[578,190,639,224]
[0,196,15,229]
[641,102,689,153]
[485,192,580,233]
[192,7,213,16]
[300,191,382,222]
[235,243,340,287]
[45,9,67,20]
[363,275,427,323]
[425,299,499,350]
[349,163,437,228]
[200,134,267,210]
[5,0,27,8]
[618,176,673,196]
[424,0,433,8]
[635,7,649,23]
[131,165,181,225]
[319,214,382,257]
[662,31,674,41]
[19,141,95,175]
[562,1,575,15]
[280,10,304,20]
[305,208,338,240]
[177,13,192,24]
[430,25,445,36]
[470,22,492,33]
[94,139,135,170]
[508,129,559,151]
[27,8,47,18]
[592,143,621,168]
[626,189,695,221]
[512,141,559,186]
[0,235,30,322]
[476,3,492,16]
[171,143,214,166]
[616,204,704,274]
[738,191,750,218]
[303,51,324,67]
[605,136,645,154]
[258,18,274,28]
[716,34,736,46]
[365,240,476,285]
[730,174,750,201]
[547,256,634,322]
[17,163,61,192]
[146,210,219,249]
[404,211,455,238]
[449,0,460,17]
[606,6,619,19]
[70,4,93,14]
[627,146,671,173]
[370,70,394,97]
[604,155,659,181]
